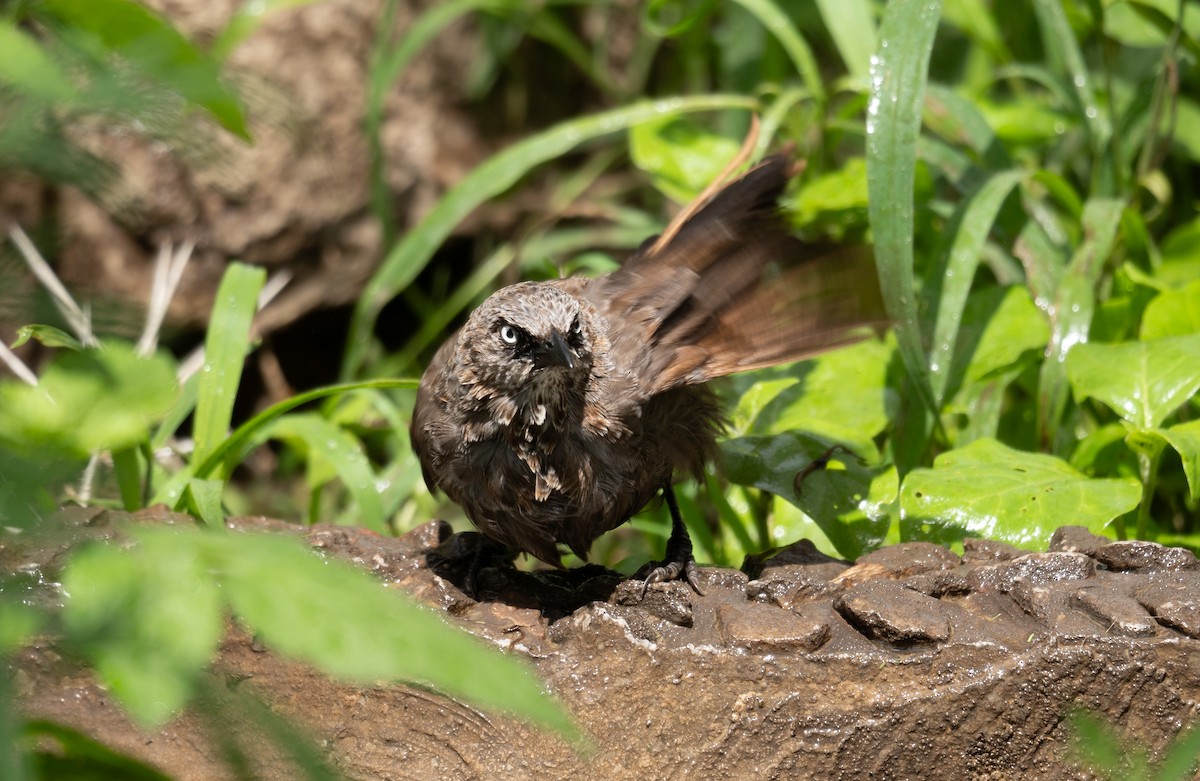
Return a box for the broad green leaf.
[866,0,944,447]
[735,338,896,458]
[960,286,1049,383]
[1066,334,1200,428]
[342,94,757,380]
[1162,420,1200,501]
[261,414,385,532]
[39,0,250,139]
[201,530,574,736]
[0,343,177,455]
[1140,280,1200,340]
[629,117,741,204]
[61,532,224,728]
[23,720,174,781]
[722,431,896,559]
[1069,422,1138,478]
[814,0,876,83]
[788,157,869,239]
[0,22,74,102]
[192,262,265,471]
[900,438,1140,547]
[10,324,83,351]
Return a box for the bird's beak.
[535,328,575,370]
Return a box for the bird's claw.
[637,556,704,599]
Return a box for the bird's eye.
[499,324,520,345]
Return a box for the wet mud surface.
[10,510,1200,780]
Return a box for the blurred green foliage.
[3,0,1200,776]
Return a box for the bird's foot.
[635,484,705,599]
[636,555,703,599]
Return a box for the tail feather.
[596,155,884,393]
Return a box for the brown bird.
[411,154,880,595]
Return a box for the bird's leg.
[638,484,704,598]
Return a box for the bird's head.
[455,282,595,402]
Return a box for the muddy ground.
[11,510,1200,780]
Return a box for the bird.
[411,154,881,596]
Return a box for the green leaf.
[788,157,870,238]
[0,343,177,455]
[927,170,1025,403]
[900,438,1140,548]
[0,599,41,653]
[734,338,896,458]
[1140,280,1200,340]
[629,116,741,203]
[210,0,328,60]
[731,0,824,101]
[722,432,896,559]
[61,531,224,728]
[1069,422,1137,478]
[261,414,386,532]
[1162,420,1200,502]
[1066,334,1200,428]
[10,324,83,351]
[23,720,174,781]
[960,286,1050,383]
[814,0,876,83]
[201,530,575,736]
[866,0,944,438]
[1037,198,1125,448]
[39,0,250,140]
[0,22,74,102]
[192,262,265,471]
[342,94,757,380]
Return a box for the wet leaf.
[900,438,1140,548]
[1066,334,1200,428]
[192,262,265,472]
[731,338,895,458]
[722,431,896,559]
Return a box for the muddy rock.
[12,516,1200,780]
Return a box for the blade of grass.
[928,170,1025,403]
[191,262,265,469]
[814,0,876,84]
[259,414,386,533]
[111,447,142,511]
[366,0,511,246]
[210,0,327,60]
[343,94,758,380]
[731,0,825,103]
[1029,0,1111,175]
[1036,198,1124,452]
[866,0,944,469]
[153,379,417,509]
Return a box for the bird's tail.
[598,155,885,392]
